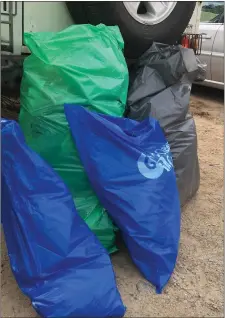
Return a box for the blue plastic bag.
[1,118,125,318]
[65,105,181,294]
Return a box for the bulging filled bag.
[1,118,125,318]
[126,43,202,206]
[19,24,129,252]
[65,105,181,293]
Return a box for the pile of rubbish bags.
[2,25,205,317]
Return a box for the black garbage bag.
[125,43,206,206]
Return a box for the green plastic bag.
[19,24,128,252]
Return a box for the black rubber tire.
[66,1,196,59]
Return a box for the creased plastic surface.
[1,118,126,318]
[19,24,129,252]
[65,105,181,294]
[126,42,202,206]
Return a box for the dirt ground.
[1,86,224,317]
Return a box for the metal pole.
[8,1,14,53]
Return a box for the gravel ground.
[1,87,224,317]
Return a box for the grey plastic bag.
[126,43,205,206]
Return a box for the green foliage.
[202,3,224,15]
[201,11,217,22]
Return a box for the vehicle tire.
[66,1,196,59]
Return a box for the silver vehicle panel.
[198,2,224,89]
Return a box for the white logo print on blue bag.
[138,143,173,179]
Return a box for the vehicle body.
[1,1,203,94]
[1,2,73,55]
[197,1,224,90]
[1,1,202,56]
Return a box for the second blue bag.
[65,105,181,294]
